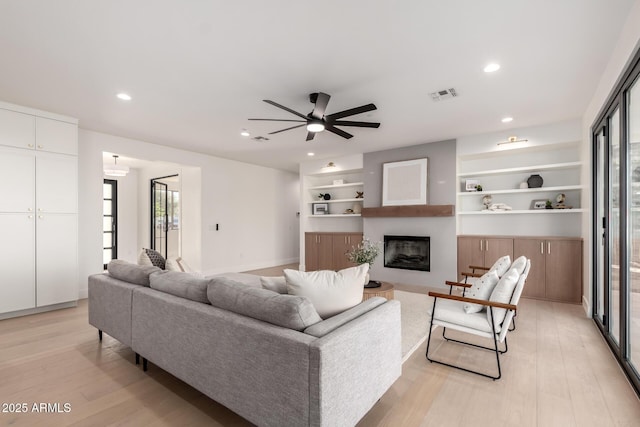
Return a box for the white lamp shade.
[104,164,129,177]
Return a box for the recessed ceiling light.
[483,63,500,73]
[307,152,315,156]
[116,93,132,101]
[240,130,250,137]
[501,117,513,123]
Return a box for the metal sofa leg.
[98,330,102,341]
[135,353,140,365]
[142,357,148,372]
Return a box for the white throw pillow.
[166,257,204,278]
[165,258,183,272]
[261,276,287,294]
[488,255,511,277]
[463,269,500,314]
[487,267,520,330]
[284,264,368,319]
[510,255,527,275]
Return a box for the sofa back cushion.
[149,270,211,304]
[260,276,287,294]
[284,264,368,319]
[107,260,161,286]
[207,277,322,331]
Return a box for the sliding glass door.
[592,48,640,393]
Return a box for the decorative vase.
[352,203,362,214]
[364,272,370,286]
[323,193,331,200]
[527,174,543,188]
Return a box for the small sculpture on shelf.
[482,194,493,210]
[545,200,553,209]
[355,191,364,199]
[318,193,331,200]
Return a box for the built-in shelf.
[308,182,364,190]
[457,161,582,178]
[362,205,455,218]
[308,198,364,204]
[308,214,362,218]
[458,209,586,215]
[457,185,583,196]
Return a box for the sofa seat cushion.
[107,259,161,286]
[284,264,368,319]
[149,270,211,304]
[431,298,494,334]
[207,277,322,331]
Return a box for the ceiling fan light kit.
[248,92,380,141]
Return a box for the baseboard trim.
[0,301,78,321]
[582,295,591,316]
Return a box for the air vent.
[251,136,270,141]
[429,88,458,102]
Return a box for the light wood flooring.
[1,265,639,426]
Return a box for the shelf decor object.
[312,203,328,215]
[382,158,428,206]
[527,174,543,188]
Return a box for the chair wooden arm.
[468,265,490,271]
[428,291,517,311]
[445,280,472,289]
[461,271,483,278]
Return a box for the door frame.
[103,179,118,269]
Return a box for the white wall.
[78,129,299,297]
[581,1,640,314]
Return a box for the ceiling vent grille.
[429,88,458,102]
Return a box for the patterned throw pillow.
[463,269,500,314]
[138,248,166,270]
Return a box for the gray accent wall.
[363,140,456,288]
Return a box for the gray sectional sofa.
[88,261,402,427]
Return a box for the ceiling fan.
[249,92,380,141]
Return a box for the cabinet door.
[514,238,546,299]
[484,238,514,268]
[457,236,484,281]
[36,153,77,213]
[0,108,35,150]
[332,233,363,271]
[545,240,582,303]
[317,234,334,270]
[35,117,78,155]
[0,214,36,313]
[305,233,319,271]
[36,214,78,306]
[0,149,35,212]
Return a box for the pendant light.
[104,155,130,177]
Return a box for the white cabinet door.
[36,214,77,306]
[0,214,36,312]
[35,117,77,155]
[0,148,35,212]
[36,153,77,213]
[0,108,35,150]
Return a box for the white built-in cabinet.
[0,102,78,317]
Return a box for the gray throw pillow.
[107,260,161,286]
[207,277,322,331]
[149,270,211,304]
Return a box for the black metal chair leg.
[425,298,438,362]
[98,330,102,341]
[135,353,140,365]
[142,358,148,372]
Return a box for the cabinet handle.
[547,242,551,254]
[27,144,33,148]
[37,145,43,149]
[38,215,43,219]
[540,242,544,254]
[28,207,32,212]
[480,240,483,251]
[485,240,489,251]
[28,215,33,219]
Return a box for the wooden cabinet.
[305,232,363,271]
[457,236,513,281]
[457,235,583,304]
[514,237,582,303]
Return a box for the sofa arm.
[308,299,401,427]
[88,273,140,347]
[303,297,387,338]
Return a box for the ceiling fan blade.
[263,100,308,120]
[332,120,380,128]
[306,132,316,141]
[326,125,353,139]
[311,92,331,120]
[268,124,306,135]
[325,103,377,120]
[248,118,306,122]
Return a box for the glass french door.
[103,179,117,269]
[151,179,168,258]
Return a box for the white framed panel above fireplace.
[382,158,428,206]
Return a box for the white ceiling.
[0,1,635,172]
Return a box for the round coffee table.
[362,282,394,301]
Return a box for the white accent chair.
[426,259,530,380]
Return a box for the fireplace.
[383,235,430,271]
